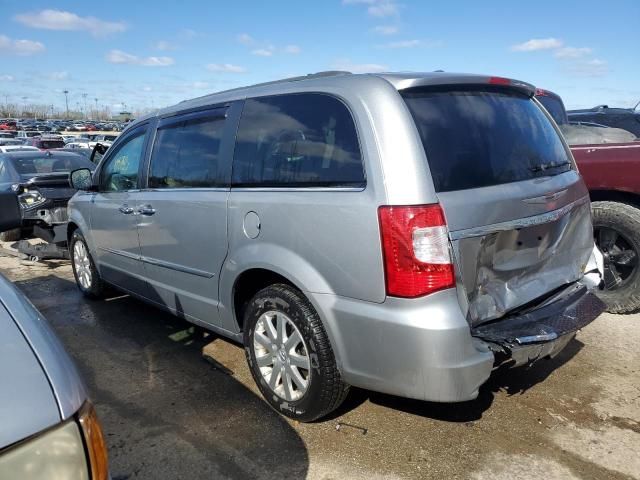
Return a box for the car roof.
[129,71,536,129]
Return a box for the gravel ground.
[0,252,638,480]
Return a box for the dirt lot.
[0,252,638,480]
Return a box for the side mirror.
[0,192,22,232]
[90,142,109,165]
[70,168,93,190]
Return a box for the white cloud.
[14,9,126,37]
[565,58,609,77]
[237,33,255,46]
[343,0,399,17]
[372,25,398,35]
[142,86,152,92]
[0,74,14,81]
[384,39,421,48]
[0,35,45,56]
[284,45,301,54]
[206,63,247,73]
[511,38,563,52]
[369,2,399,17]
[106,50,174,67]
[189,81,209,89]
[332,59,387,74]
[252,48,274,57]
[47,71,69,81]
[154,40,177,51]
[554,46,592,58]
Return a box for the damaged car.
[0,150,95,242]
[67,71,605,421]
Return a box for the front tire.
[592,201,640,313]
[70,230,105,299]
[243,284,349,422]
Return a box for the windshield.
[403,87,572,192]
[12,154,94,175]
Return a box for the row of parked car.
[0,118,129,132]
[0,70,638,478]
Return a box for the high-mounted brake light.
[488,76,511,85]
[378,204,455,298]
[535,88,549,97]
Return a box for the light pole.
[94,98,98,120]
[82,93,88,119]
[63,90,69,119]
[21,96,27,119]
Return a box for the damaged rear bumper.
[471,283,605,367]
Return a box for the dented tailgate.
[443,181,594,324]
[402,85,596,326]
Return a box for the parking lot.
[1,252,637,480]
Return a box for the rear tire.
[70,230,105,299]
[243,284,349,422]
[0,228,21,242]
[592,201,640,314]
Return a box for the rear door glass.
[403,88,572,192]
[232,93,364,188]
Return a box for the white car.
[65,142,91,149]
[0,146,39,153]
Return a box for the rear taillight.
[378,204,455,298]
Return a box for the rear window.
[403,88,572,192]
[536,94,568,125]
[37,140,65,149]
[11,155,93,175]
[232,93,364,188]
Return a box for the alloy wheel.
[595,226,638,290]
[73,240,92,290]
[252,310,311,402]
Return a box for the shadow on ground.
[14,274,309,480]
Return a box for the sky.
[0,0,638,115]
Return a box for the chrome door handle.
[138,205,156,216]
[119,205,134,215]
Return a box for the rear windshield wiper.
[528,161,571,173]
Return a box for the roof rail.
[180,71,353,103]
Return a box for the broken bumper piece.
[471,284,605,367]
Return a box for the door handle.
[138,205,156,216]
[119,205,134,215]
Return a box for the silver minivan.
[68,72,604,421]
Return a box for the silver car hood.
[0,302,60,449]
[0,274,87,449]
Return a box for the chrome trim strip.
[141,256,214,278]
[99,247,139,261]
[449,196,589,241]
[231,187,365,192]
[516,332,559,344]
[99,248,214,278]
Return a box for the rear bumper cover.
[309,283,604,403]
[472,283,605,367]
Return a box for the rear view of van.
[67,72,604,422]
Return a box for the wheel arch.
[589,189,640,209]
[218,244,335,334]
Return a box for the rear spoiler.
[397,75,536,97]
